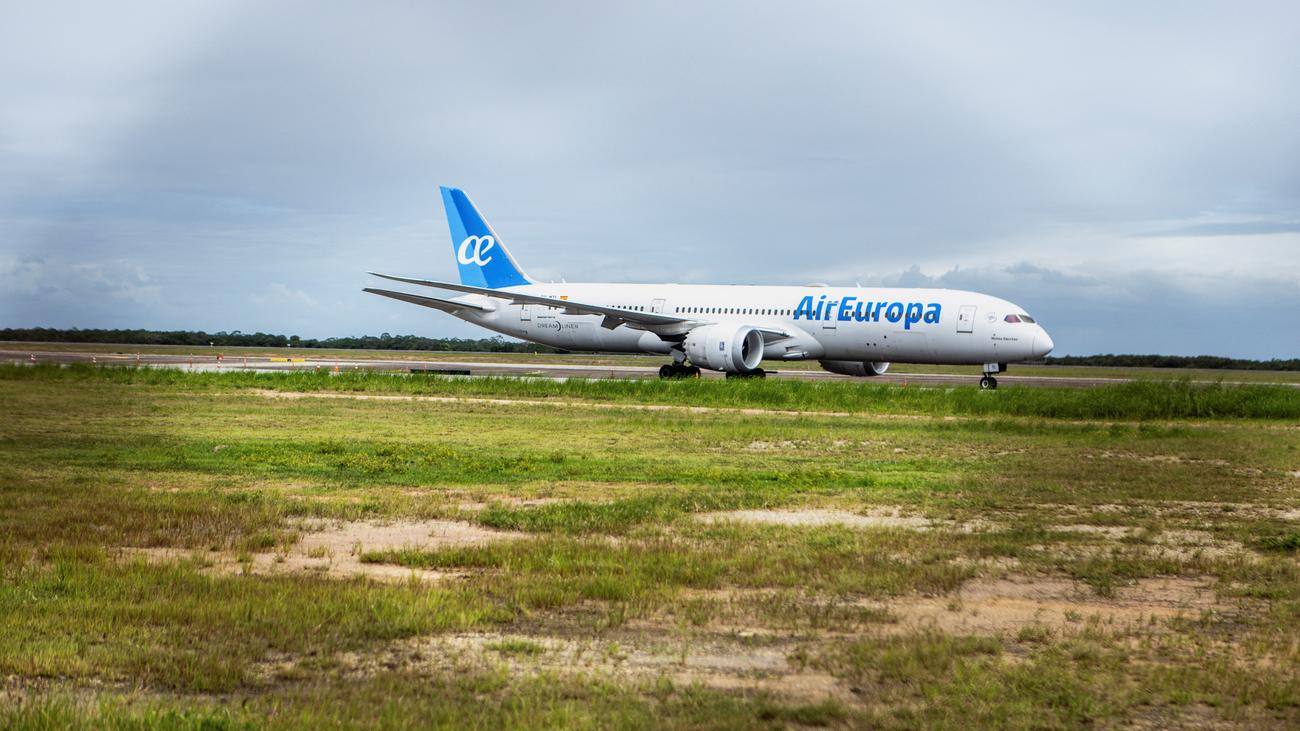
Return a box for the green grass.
[10,340,1300,383]
[487,638,547,656]
[7,363,1300,419]
[2,364,1299,728]
[0,676,855,731]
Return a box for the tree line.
[0,328,558,353]
[1041,353,1300,372]
[2,328,1297,369]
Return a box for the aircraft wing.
[367,272,690,331]
[362,287,491,314]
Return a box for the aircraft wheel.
[979,376,998,390]
[659,364,674,379]
[687,366,701,378]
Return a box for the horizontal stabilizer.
[367,272,689,331]
[362,287,489,313]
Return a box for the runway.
[9,347,1292,389]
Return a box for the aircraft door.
[519,304,531,322]
[822,298,839,333]
[957,305,976,333]
[650,298,665,314]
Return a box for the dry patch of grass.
[123,519,528,582]
[866,574,1226,636]
[267,629,851,705]
[697,507,997,532]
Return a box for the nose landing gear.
[980,362,1005,390]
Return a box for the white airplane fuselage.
[447,283,1053,366]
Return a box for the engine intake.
[685,324,764,373]
[818,360,890,377]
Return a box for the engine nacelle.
[818,360,890,377]
[685,324,764,373]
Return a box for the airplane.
[365,187,1054,389]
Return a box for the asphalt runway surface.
[10,347,1291,389]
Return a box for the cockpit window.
[1020,314,1036,324]
[1003,314,1021,323]
[1004,314,1036,324]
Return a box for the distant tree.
[1043,354,1300,371]
[5,328,1295,367]
[0,327,562,354]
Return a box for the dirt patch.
[455,497,570,511]
[1032,501,1298,523]
[1050,524,1138,539]
[1084,451,1232,467]
[1150,529,1254,560]
[698,508,993,533]
[864,575,1225,635]
[315,631,848,703]
[669,573,1229,639]
[700,508,933,530]
[123,519,526,582]
[743,439,891,452]
[1031,526,1254,562]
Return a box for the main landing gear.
[979,375,998,390]
[726,368,766,379]
[659,363,701,378]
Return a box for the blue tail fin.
[440,187,532,288]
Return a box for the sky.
[2,1,1298,358]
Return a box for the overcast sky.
[3,2,1298,357]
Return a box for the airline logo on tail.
[441,186,531,289]
[457,235,496,266]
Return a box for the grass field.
[2,365,1299,728]
[7,341,1300,384]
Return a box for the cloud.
[1,2,1297,357]
[0,255,165,326]
[1135,221,1300,238]
[860,260,1300,358]
[252,283,316,308]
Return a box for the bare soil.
[872,575,1226,635]
[304,630,849,703]
[123,519,527,582]
[260,572,1233,706]
[696,507,995,532]
[660,573,1230,639]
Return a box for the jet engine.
[818,360,890,377]
[684,323,764,373]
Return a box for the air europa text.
[793,295,942,330]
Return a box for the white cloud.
[1,2,1297,356]
[251,283,317,308]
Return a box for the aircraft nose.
[1033,328,1055,358]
